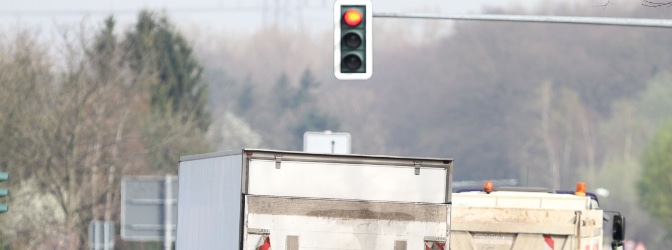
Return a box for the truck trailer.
[450,182,626,250]
[176,149,453,250]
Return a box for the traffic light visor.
[343,9,363,27]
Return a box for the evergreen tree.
[273,73,295,109]
[292,70,339,139]
[123,10,212,171]
[124,10,210,130]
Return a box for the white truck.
[450,183,626,250]
[175,149,453,250]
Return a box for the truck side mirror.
[612,214,625,241]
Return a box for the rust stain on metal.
[247,196,445,222]
[306,208,415,221]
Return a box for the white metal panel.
[450,231,477,250]
[511,233,546,250]
[451,207,578,235]
[247,159,447,203]
[473,233,515,249]
[246,215,444,249]
[176,154,243,250]
[244,196,449,250]
[453,191,591,209]
[540,196,590,209]
[450,205,604,250]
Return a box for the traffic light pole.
[372,13,672,28]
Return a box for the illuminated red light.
[343,9,363,27]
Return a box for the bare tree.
[0,20,148,248]
[540,82,562,189]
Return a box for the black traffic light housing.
[0,172,8,213]
[334,0,372,80]
[612,214,626,241]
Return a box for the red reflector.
[258,236,270,250]
[343,9,363,27]
[544,235,554,249]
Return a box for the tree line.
[0,11,210,249]
[1,3,672,248]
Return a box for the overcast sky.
[0,0,602,34]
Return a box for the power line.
[0,3,329,17]
[0,7,264,17]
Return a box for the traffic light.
[334,0,372,80]
[0,172,7,213]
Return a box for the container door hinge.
[414,161,422,175]
[275,155,282,169]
